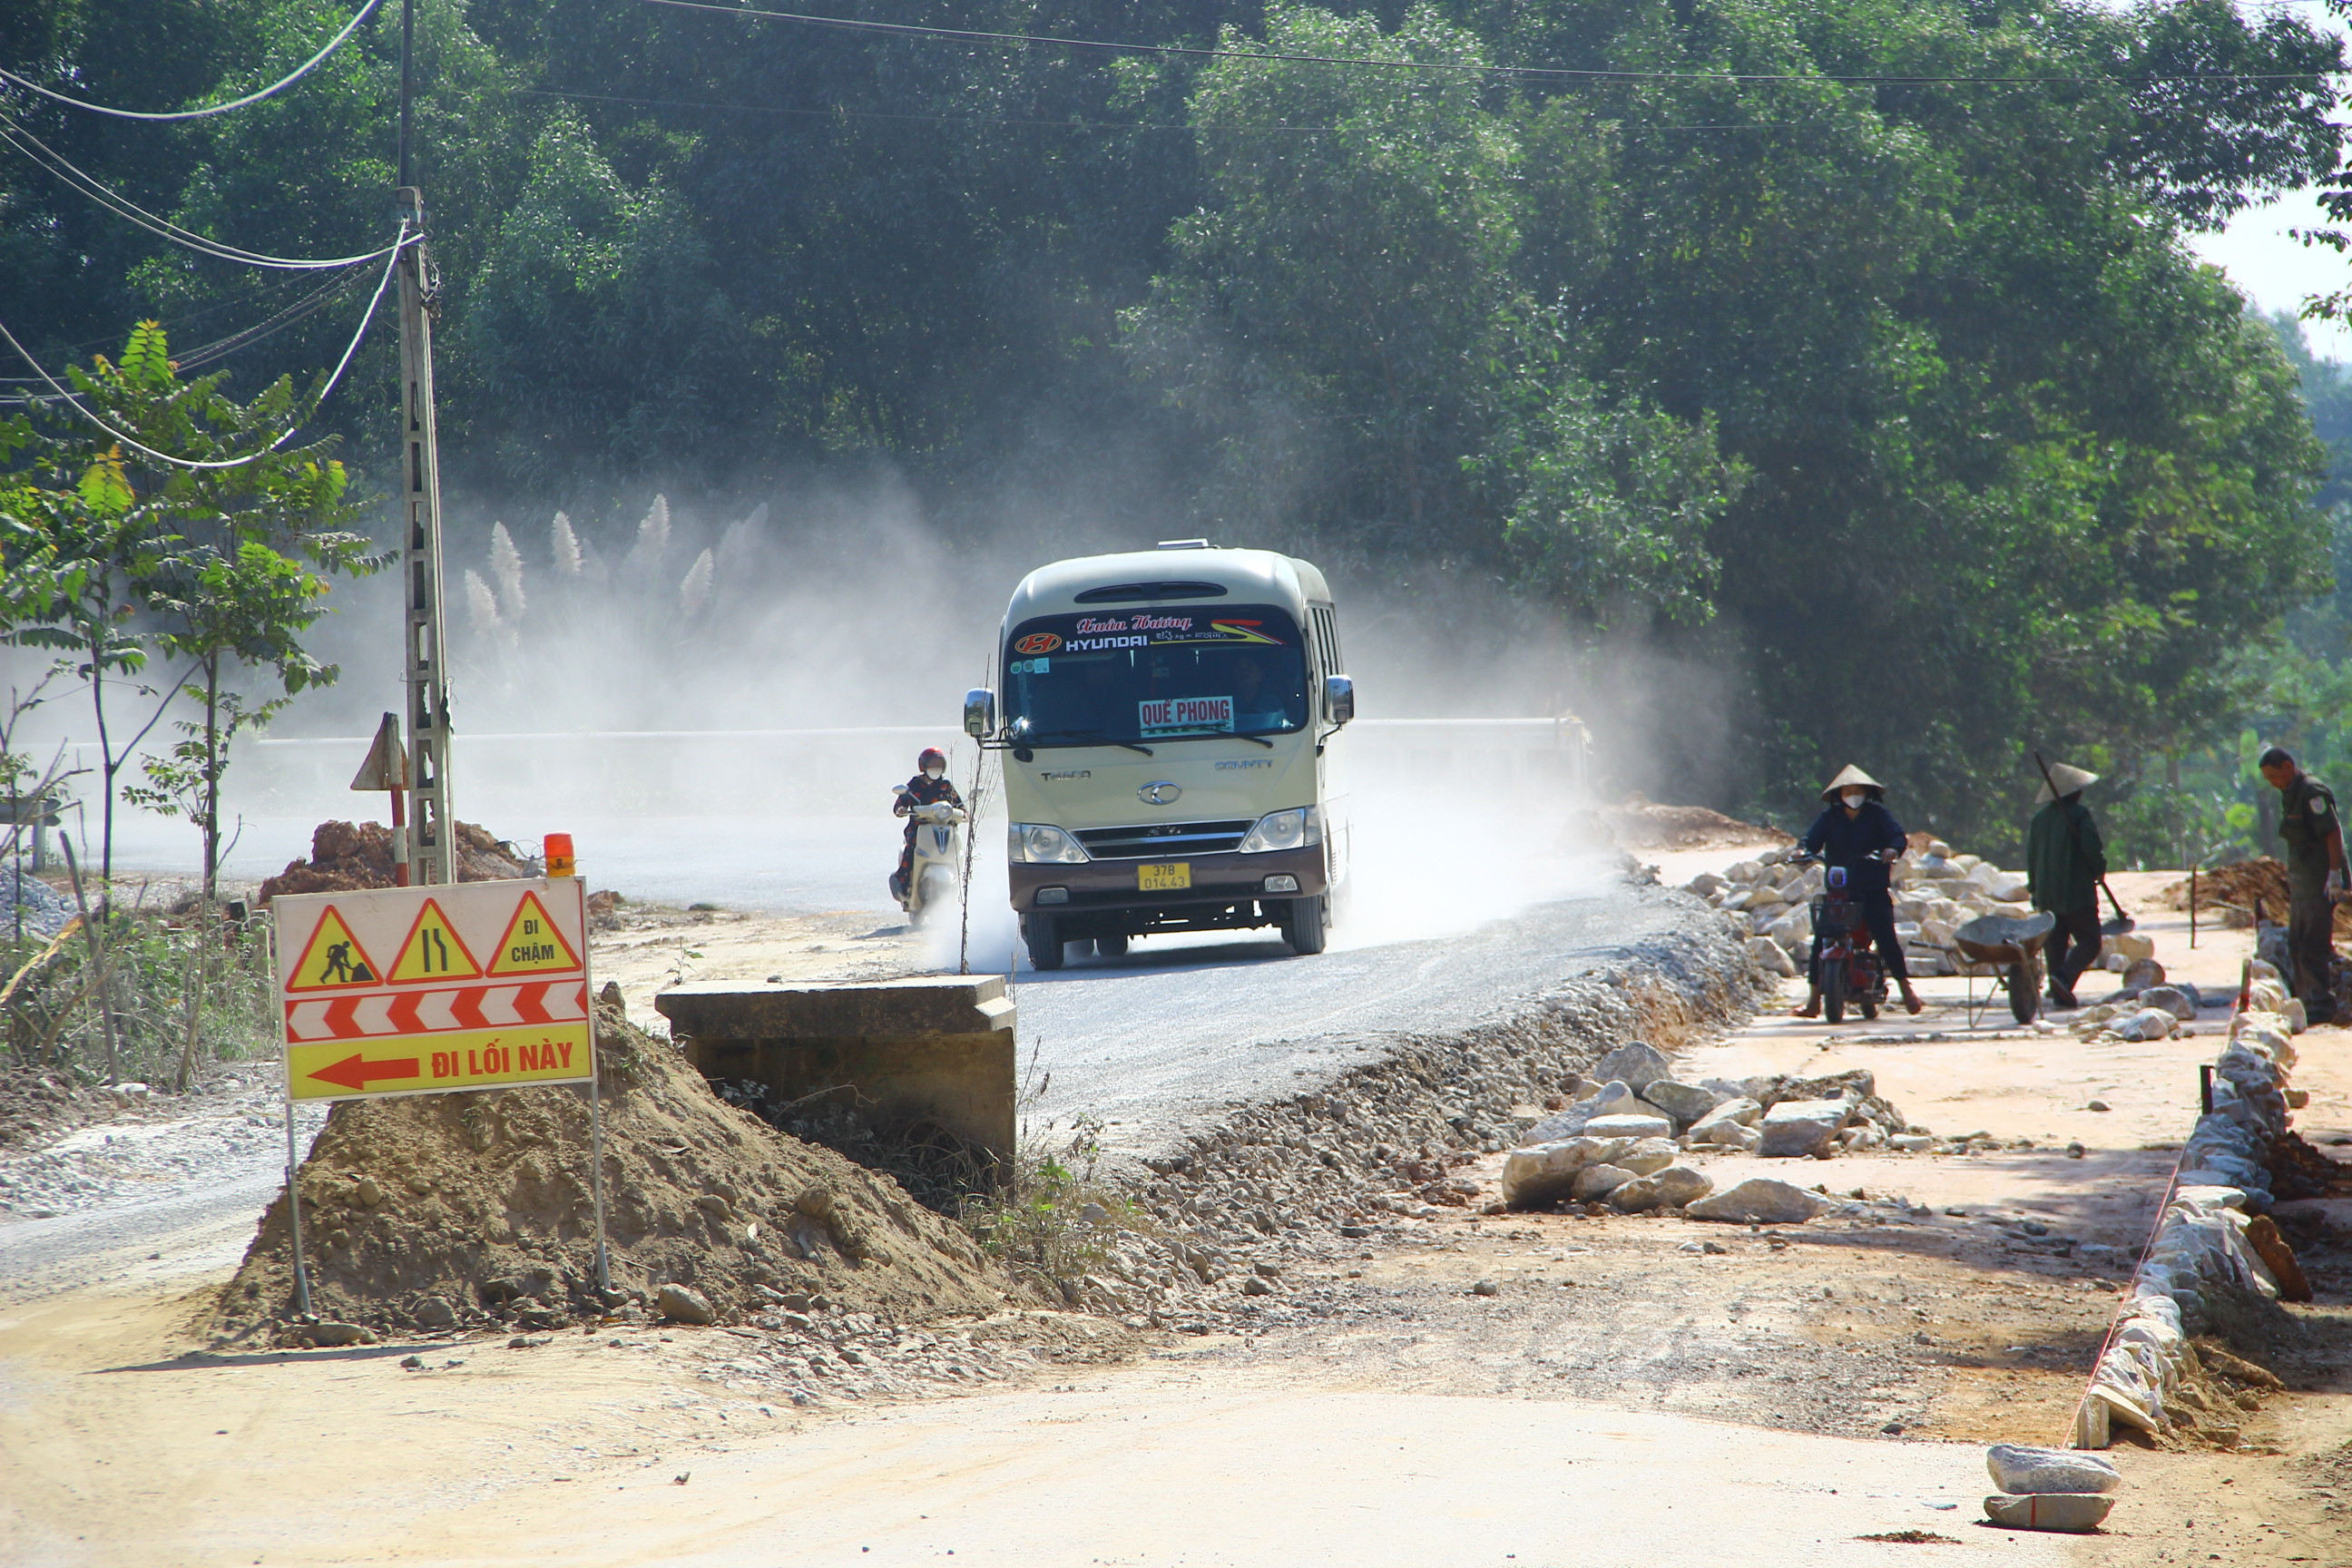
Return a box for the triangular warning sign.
[286,906,383,991]
[487,890,582,975]
[387,897,483,984]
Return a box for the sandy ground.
[6,858,2350,1563]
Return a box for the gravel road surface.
[1014,883,1703,1158]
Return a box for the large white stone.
[1685,1177,1832,1224]
[1747,937,1798,977]
[1501,1135,1627,1208]
[1609,1165,1715,1212]
[1759,1098,1850,1158]
[1690,1097,1762,1143]
[1571,1162,1637,1200]
[1981,1494,2115,1533]
[1985,1444,2122,1495]
[2105,1007,2177,1043]
[1641,1080,1723,1126]
[1588,1042,1671,1094]
[1615,1137,1680,1175]
[1584,1112,1673,1142]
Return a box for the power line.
[0,112,403,270]
[0,225,412,471]
[0,0,384,122]
[521,83,1838,137]
[641,0,2346,88]
[515,84,1322,132]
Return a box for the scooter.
[1796,849,1896,1024]
[892,787,967,927]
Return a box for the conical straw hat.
[1819,764,1885,803]
[2035,762,2099,803]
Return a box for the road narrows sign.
[273,878,593,1102]
[387,896,483,984]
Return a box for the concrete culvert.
[206,1005,1018,1346]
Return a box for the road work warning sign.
[272,878,593,1102]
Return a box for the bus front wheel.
[1281,895,1328,956]
[1023,914,1065,971]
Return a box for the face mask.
[1841,790,1866,808]
[925,766,945,780]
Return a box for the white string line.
[0,112,401,270]
[0,224,411,472]
[0,0,383,122]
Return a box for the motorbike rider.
[891,746,965,905]
[1792,764,1924,1018]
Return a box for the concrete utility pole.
[395,0,455,885]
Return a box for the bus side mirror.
[963,687,997,739]
[1324,674,1355,727]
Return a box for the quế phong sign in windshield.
[1004,604,1308,746]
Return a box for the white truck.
[964,543,1354,970]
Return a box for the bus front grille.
[1074,820,1256,858]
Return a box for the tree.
[1,322,378,898]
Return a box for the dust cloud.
[12,479,1736,956]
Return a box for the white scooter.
[893,787,967,927]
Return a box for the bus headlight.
[1009,823,1090,864]
[1238,807,1321,854]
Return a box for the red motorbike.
[1798,850,1896,1024]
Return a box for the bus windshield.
[1004,604,1309,746]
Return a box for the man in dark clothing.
[1794,764,1923,1017]
[891,745,965,905]
[2026,761,2105,1010]
[2259,746,2344,1024]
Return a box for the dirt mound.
[2158,858,2352,936]
[1601,798,1791,851]
[256,819,538,903]
[206,1006,1013,1345]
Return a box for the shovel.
[2031,750,2134,936]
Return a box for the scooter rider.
[1792,764,1924,1018]
[891,746,964,905]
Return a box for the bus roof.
[1002,547,1331,628]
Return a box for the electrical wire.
[0,0,384,122]
[0,112,404,270]
[174,270,374,372]
[0,224,412,471]
[522,84,1845,136]
[0,272,364,402]
[641,0,2346,88]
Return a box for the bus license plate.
[1138,862,1191,891]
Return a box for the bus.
[964,543,1353,970]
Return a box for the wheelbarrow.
[1952,911,2057,1026]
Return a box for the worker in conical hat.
[1794,764,1921,1017]
[2027,760,2105,1010]
[1818,763,1884,802]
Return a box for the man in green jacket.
[2258,746,2344,1024]
[2027,762,2104,1010]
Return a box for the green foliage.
[6,0,2347,849]
[3,906,278,1080]
[0,323,379,891]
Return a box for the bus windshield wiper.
[1026,729,1153,755]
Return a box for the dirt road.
[5,864,2348,1563]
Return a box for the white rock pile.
[2076,963,2304,1449]
[1504,1057,1921,1211]
[1683,840,2035,979]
